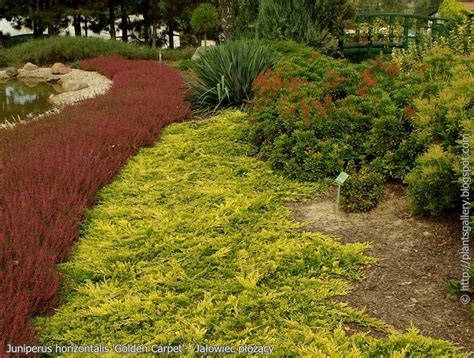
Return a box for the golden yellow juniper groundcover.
[37,111,465,357]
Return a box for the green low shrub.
[405,145,460,216]
[248,54,403,181]
[171,59,195,71]
[263,40,314,59]
[255,0,352,50]
[0,51,8,68]
[161,47,197,62]
[404,58,474,215]
[341,167,385,213]
[192,41,276,110]
[392,20,474,71]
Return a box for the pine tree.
[256,0,351,47]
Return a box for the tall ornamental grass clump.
[192,41,276,110]
[0,57,190,349]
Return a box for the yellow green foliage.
[37,111,466,356]
[440,0,474,19]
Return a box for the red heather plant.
[0,56,190,350]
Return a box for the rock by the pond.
[51,62,71,75]
[5,67,18,77]
[22,79,42,88]
[23,62,39,71]
[61,79,88,92]
[192,45,215,60]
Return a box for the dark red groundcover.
[0,57,190,351]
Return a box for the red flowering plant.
[247,53,416,181]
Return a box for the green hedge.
[0,36,195,67]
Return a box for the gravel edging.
[49,69,112,106]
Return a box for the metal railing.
[340,12,454,57]
[1,34,50,49]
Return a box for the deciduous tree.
[191,2,220,48]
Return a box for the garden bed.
[35,112,464,356]
[290,184,473,352]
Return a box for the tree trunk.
[33,0,45,37]
[120,0,128,42]
[45,0,54,35]
[109,0,116,40]
[219,0,235,40]
[152,20,157,48]
[151,0,157,48]
[142,0,150,45]
[33,21,39,37]
[167,20,174,49]
[0,32,4,49]
[73,15,82,37]
[144,20,149,45]
[38,0,46,36]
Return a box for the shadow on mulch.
[288,184,473,352]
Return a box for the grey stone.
[5,67,18,77]
[23,62,39,71]
[191,45,215,60]
[61,79,88,92]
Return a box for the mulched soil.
[289,184,473,352]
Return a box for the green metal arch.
[340,12,457,58]
[355,12,450,22]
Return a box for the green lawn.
[37,111,464,357]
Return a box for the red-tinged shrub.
[403,105,416,120]
[247,54,415,182]
[386,64,400,77]
[361,69,377,88]
[0,56,190,353]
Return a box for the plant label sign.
[335,171,349,186]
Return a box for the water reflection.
[1,80,58,123]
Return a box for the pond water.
[0,80,58,124]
